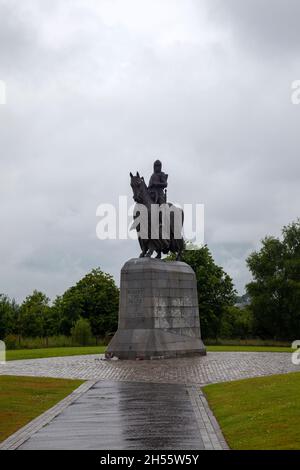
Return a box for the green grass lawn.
[203,372,300,450]
[4,345,292,361]
[0,376,83,442]
[6,346,107,361]
[207,345,292,353]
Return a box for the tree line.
[0,220,299,346]
[0,269,119,346]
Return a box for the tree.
[219,305,253,339]
[19,290,50,338]
[71,318,92,346]
[246,219,300,340]
[42,306,61,344]
[0,294,19,339]
[170,246,236,338]
[56,268,119,338]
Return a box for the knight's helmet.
[154,159,162,172]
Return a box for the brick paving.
[1,352,299,385]
[188,386,229,450]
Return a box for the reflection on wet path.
[20,381,203,450]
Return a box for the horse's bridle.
[132,180,149,204]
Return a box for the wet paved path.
[1,352,299,450]
[19,382,205,450]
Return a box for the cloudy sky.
[0,0,299,302]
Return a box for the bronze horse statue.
[130,172,184,260]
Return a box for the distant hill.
[235,293,251,308]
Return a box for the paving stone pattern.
[1,352,298,385]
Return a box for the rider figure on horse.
[148,160,168,205]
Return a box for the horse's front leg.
[145,248,154,258]
[145,240,155,258]
[138,238,148,258]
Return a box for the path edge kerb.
[188,386,229,450]
[0,379,97,450]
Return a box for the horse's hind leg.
[175,238,184,261]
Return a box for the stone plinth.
[106,258,206,360]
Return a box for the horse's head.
[130,171,148,203]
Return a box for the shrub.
[71,318,92,346]
[4,334,18,350]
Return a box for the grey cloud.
[206,0,300,57]
[0,0,299,300]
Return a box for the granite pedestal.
[106,258,206,360]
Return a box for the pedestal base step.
[106,328,206,360]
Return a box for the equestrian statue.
[130,160,184,260]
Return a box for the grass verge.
[0,376,83,443]
[203,372,300,450]
[6,346,107,361]
[207,345,292,353]
[5,345,293,361]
